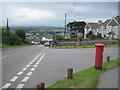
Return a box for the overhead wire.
[66,0,78,15]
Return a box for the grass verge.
[52,45,118,49]
[48,58,120,88]
[1,44,32,48]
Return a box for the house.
[84,22,99,38]
[84,16,120,39]
[42,37,53,41]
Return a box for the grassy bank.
[1,44,32,48]
[52,45,118,49]
[48,58,120,88]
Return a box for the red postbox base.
[95,66,102,70]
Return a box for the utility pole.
[64,13,67,40]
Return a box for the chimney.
[98,20,102,24]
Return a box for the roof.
[107,17,120,26]
[99,19,111,26]
[88,23,98,29]
[113,16,120,24]
[85,16,120,29]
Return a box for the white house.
[42,37,53,41]
[84,16,120,39]
[84,22,99,38]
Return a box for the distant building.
[42,37,53,41]
[84,16,120,39]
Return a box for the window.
[104,34,106,37]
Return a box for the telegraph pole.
[64,13,67,40]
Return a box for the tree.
[6,18,9,31]
[67,21,86,39]
[2,31,22,45]
[53,35,64,41]
[86,31,98,40]
[15,29,25,43]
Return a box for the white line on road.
[17,71,24,76]
[26,65,30,68]
[2,83,11,89]
[33,53,42,61]
[33,65,38,67]
[10,76,19,82]
[37,60,41,63]
[27,72,33,76]
[22,68,27,71]
[39,53,46,62]
[31,60,35,63]
[22,77,29,82]
[31,68,35,71]
[16,84,24,88]
[2,49,46,89]
[35,62,39,65]
[0,55,10,59]
[29,62,33,65]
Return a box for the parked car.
[44,42,50,47]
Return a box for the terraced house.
[84,16,120,39]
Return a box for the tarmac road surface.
[1,46,118,89]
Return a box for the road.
[1,45,118,89]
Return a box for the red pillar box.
[94,44,105,70]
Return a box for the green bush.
[2,31,22,45]
[86,31,100,40]
[40,40,52,45]
[15,29,25,43]
[65,38,76,41]
[53,35,64,41]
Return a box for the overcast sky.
[2,2,119,27]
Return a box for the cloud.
[1,2,118,27]
[2,7,58,26]
[16,8,57,19]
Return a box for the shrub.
[40,40,52,45]
[15,29,25,43]
[2,31,22,45]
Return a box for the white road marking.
[10,76,19,82]
[22,77,29,82]
[27,72,33,76]
[22,68,27,71]
[26,65,30,68]
[34,53,45,67]
[29,62,33,65]
[16,84,24,88]
[33,53,42,61]
[31,60,35,63]
[31,68,35,71]
[1,49,46,89]
[17,71,23,76]
[39,53,46,62]
[33,65,38,67]
[37,60,41,63]
[35,62,39,65]
[2,83,11,89]
[1,55,10,59]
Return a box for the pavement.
[1,45,118,89]
[97,67,119,88]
